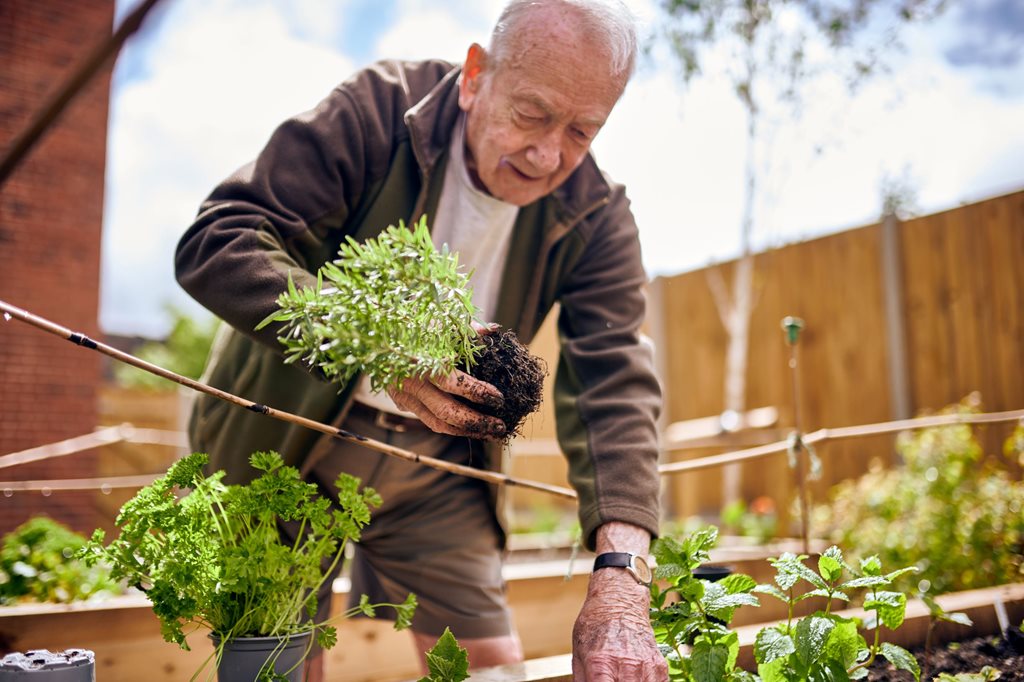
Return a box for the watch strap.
[593,552,634,571]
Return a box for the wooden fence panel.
[901,194,1024,459]
[93,386,188,533]
[653,190,1024,528]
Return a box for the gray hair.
[489,0,638,82]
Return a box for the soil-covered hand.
[387,370,507,440]
[572,570,667,682]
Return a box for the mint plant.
[256,216,482,392]
[649,526,935,682]
[80,451,416,680]
[418,627,470,682]
[649,527,760,681]
[752,548,920,680]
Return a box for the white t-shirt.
[352,113,519,415]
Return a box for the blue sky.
[101,0,1024,337]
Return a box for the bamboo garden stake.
[0,299,576,500]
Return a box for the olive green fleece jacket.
[175,59,661,550]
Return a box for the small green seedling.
[649,527,760,681]
[419,627,470,682]
[921,592,974,679]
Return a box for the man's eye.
[571,128,593,143]
[514,110,543,125]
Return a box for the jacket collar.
[404,64,613,224]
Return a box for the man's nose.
[525,131,561,174]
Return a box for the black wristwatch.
[592,552,653,586]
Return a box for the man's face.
[458,12,625,207]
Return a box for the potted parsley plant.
[80,451,415,682]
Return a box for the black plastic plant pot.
[0,649,95,680]
[693,564,732,582]
[692,564,733,638]
[209,632,311,682]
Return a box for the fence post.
[881,213,911,428]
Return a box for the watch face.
[631,555,653,585]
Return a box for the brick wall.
[0,0,115,534]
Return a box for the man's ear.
[459,43,487,109]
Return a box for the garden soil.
[468,328,545,439]
[868,630,1024,680]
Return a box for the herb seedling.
[921,593,974,679]
[418,627,470,682]
[256,216,482,391]
[649,527,760,681]
[256,215,545,436]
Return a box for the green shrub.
[0,516,118,605]
[815,400,1024,595]
[115,306,218,390]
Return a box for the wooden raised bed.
[0,538,825,681]
[0,563,587,682]
[470,583,1024,681]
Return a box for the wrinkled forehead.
[492,5,624,86]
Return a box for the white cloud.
[100,0,1024,335]
[371,4,496,63]
[595,6,1024,277]
[593,68,750,276]
[101,0,354,335]
[279,0,349,47]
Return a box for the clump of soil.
[868,630,1024,681]
[468,328,546,440]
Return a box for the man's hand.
[386,321,506,440]
[572,523,668,682]
[387,369,506,440]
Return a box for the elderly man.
[176,0,665,679]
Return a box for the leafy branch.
[257,216,483,391]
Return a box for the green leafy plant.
[752,549,920,680]
[80,451,415,680]
[649,526,760,681]
[418,627,470,682]
[720,497,778,544]
[115,306,218,390]
[0,516,118,605]
[815,399,1024,595]
[256,216,482,392]
[649,526,930,681]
